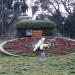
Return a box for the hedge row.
[16,20,56,29]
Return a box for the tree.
[0,0,29,37]
[33,0,75,17]
[51,9,65,34]
[32,5,39,16]
[21,2,28,15]
[64,11,75,38]
[60,0,75,15]
[0,0,21,37]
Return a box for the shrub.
[16,20,56,29]
[3,43,12,49]
[16,20,56,37]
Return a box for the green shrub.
[16,20,56,29]
[16,20,56,37]
[3,44,12,49]
[68,48,75,51]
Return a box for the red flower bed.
[3,37,75,56]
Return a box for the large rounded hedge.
[16,20,56,37]
[16,20,56,29]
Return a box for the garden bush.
[16,20,56,29]
[16,20,56,37]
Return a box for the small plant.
[3,43,12,49]
[69,48,75,51]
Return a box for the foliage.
[64,12,75,38]
[21,2,28,13]
[16,20,56,29]
[14,1,20,10]
[69,48,75,51]
[43,29,54,36]
[0,0,20,36]
[0,0,29,37]
[3,43,12,49]
[16,20,56,37]
[32,5,39,15]
[33,0,75,19]
[50,9,65,34]
[33,0,75,36]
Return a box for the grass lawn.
[0,55,75,75]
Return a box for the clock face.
[3,37,75,56]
